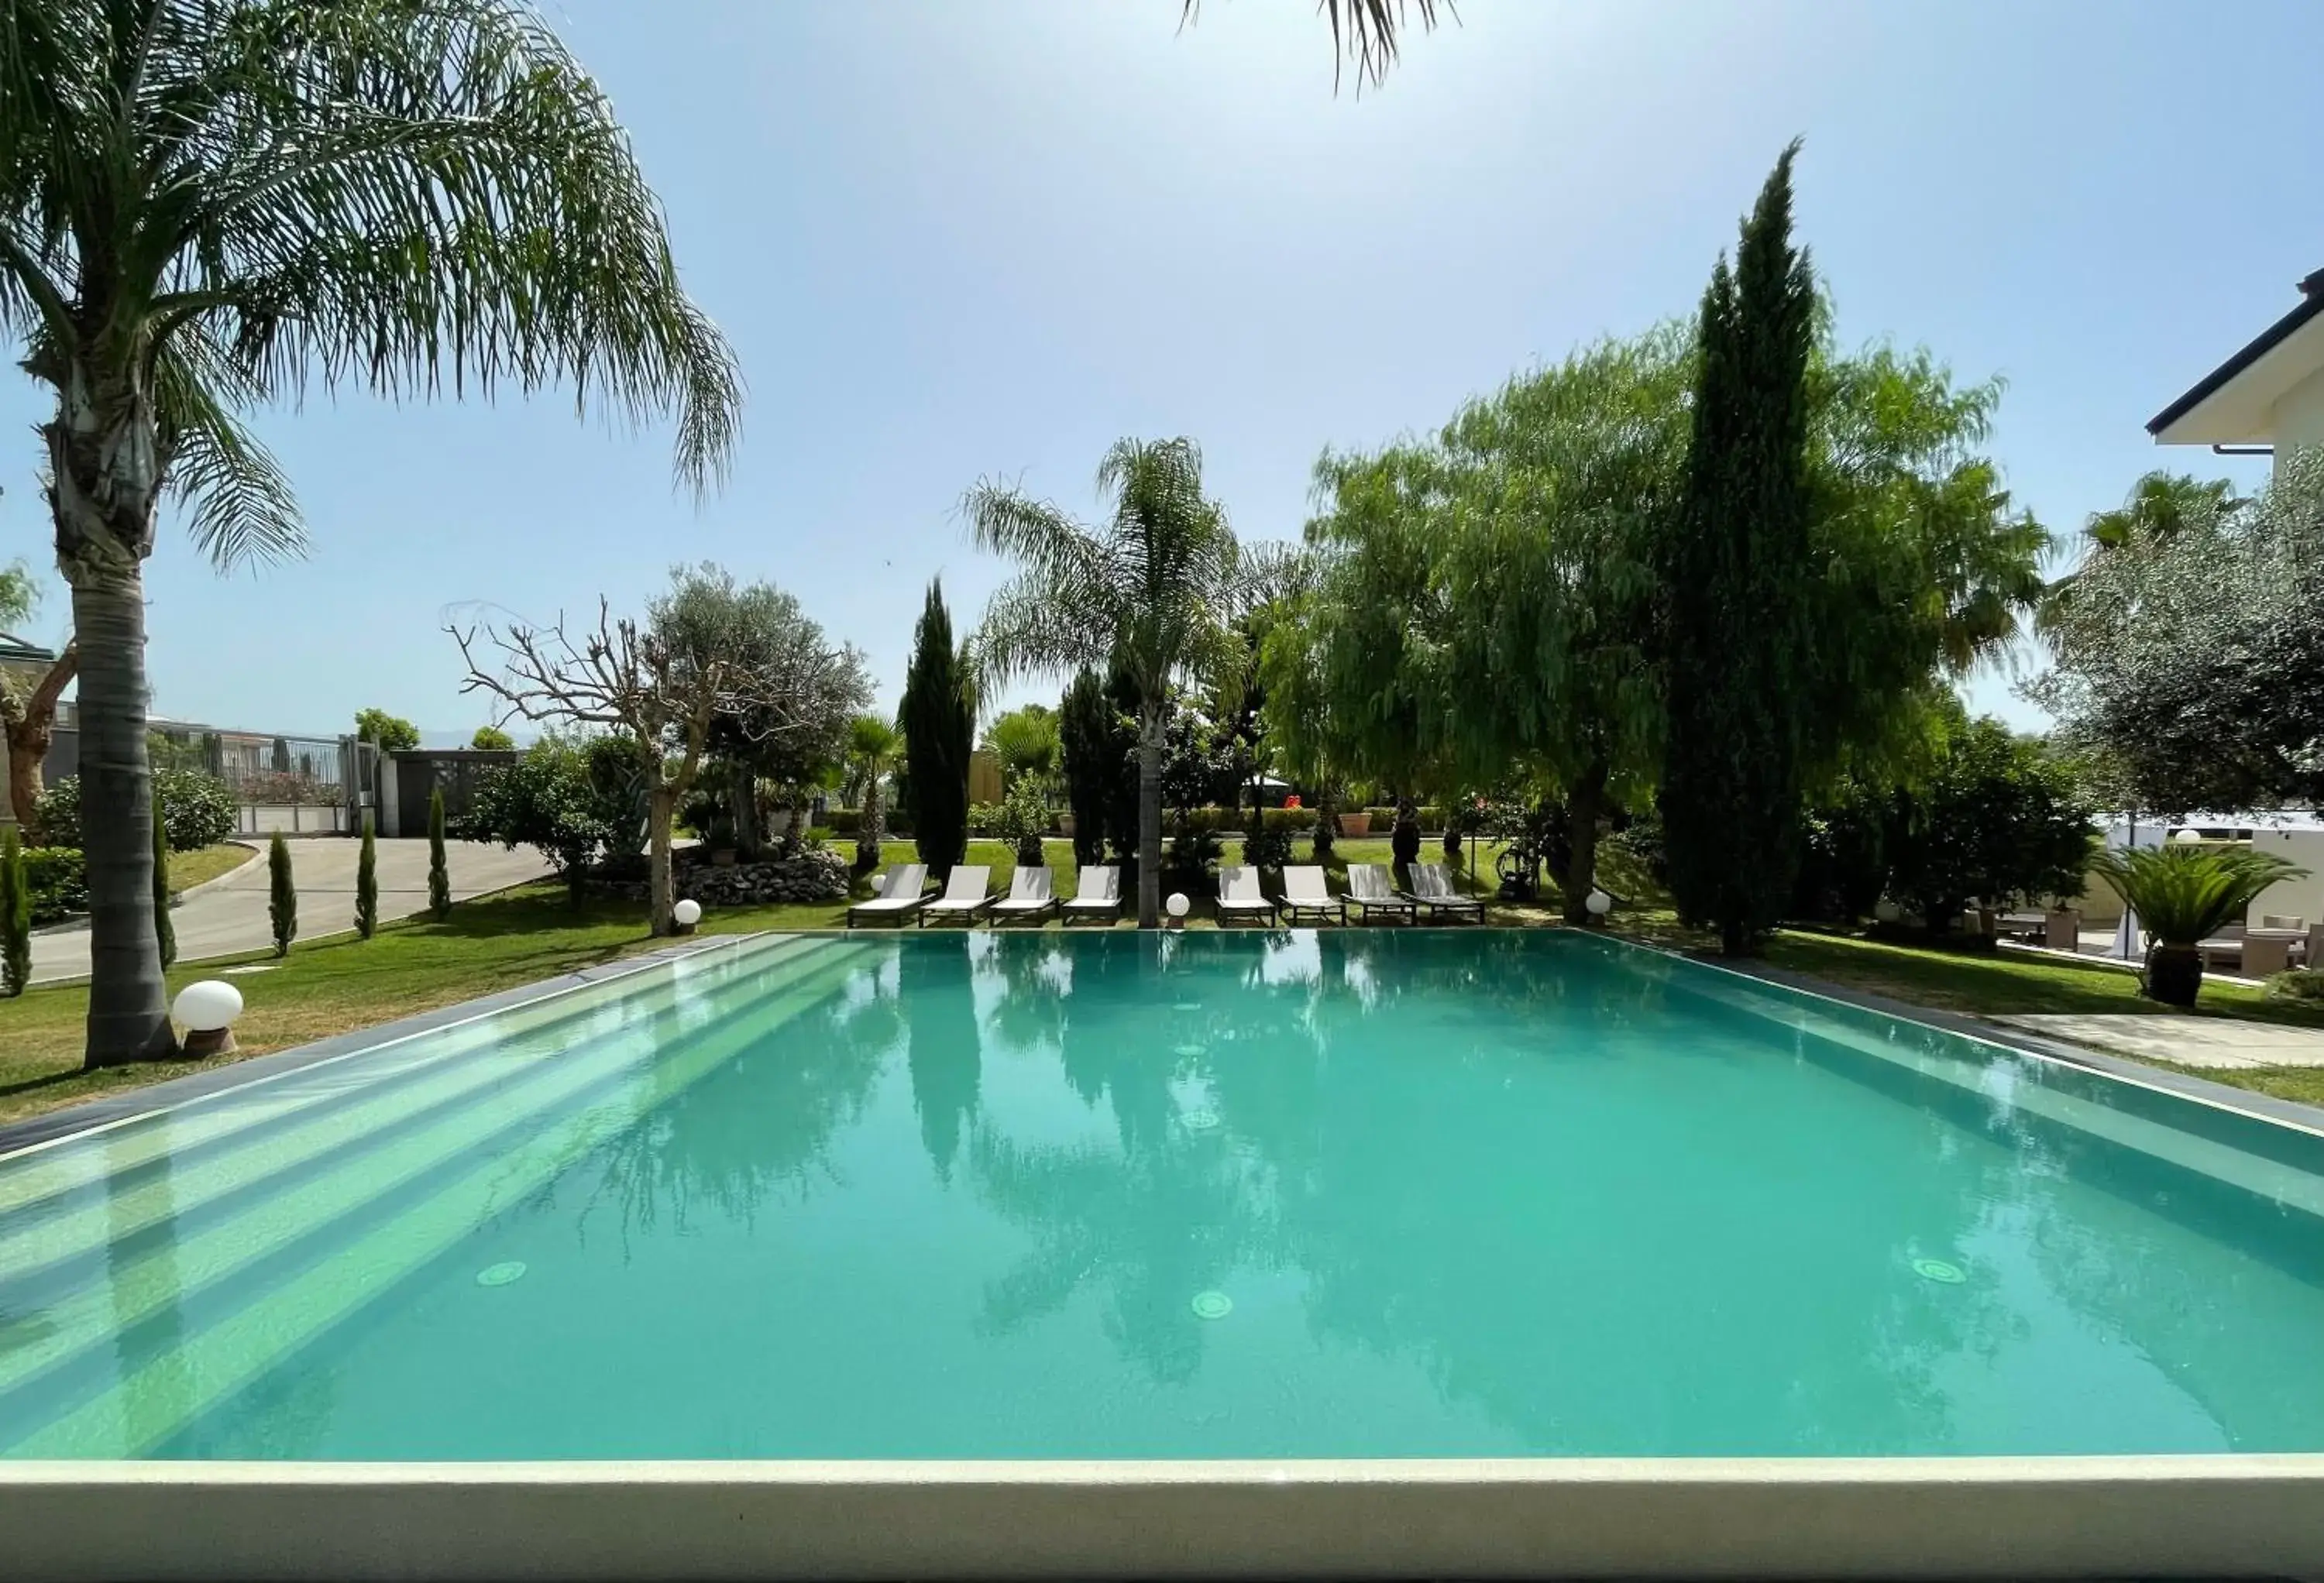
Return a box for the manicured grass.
[168,841,256,894]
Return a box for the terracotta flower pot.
[1338,813,1371,837]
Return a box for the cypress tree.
[899,580,973,879]
[355,811,379,939]
[1658,140,1817,956]
[427,786,453,921]
[152,790,176,969]
[1,826,29,996]
[268,831,297,957]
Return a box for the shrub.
[1,828,27,995]
[152,790,175,969]
[355,812,379,939]
[268,833,297,956]
[463,739,616,903]
[1258,806,1314,837]
[994,781,1050,867]
[2267,969,2324,1003]
[2088,844,2305,1006]
[823,807,861,836]
[1164,819,1222,891]
[967,801,1001,839]
[19,845,85,925]
[470,725,516,751]
[427,787,452,921]
[1241,826,1295,868]
[1390,801,1422,867]
[33,767,238,851]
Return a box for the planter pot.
[2044,908,2082,952]
[1057,813,1075,838]
[1338,813,1371,837]
[2147,943,2204,1008]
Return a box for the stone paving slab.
[1989,1012,2324,1070]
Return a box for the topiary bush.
[33,768,237,852]
[1,828,29,995]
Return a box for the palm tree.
[841,713,902,871]
[1,1,741,1064]
[2037,472,2240,637]
[964,438,1263,929]
[1181,0,1448,88]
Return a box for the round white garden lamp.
[2174,828,2205,845]
[173,980,244,1058]
[672,898,703,933]
[1873,898,1903,925]
[1585,888,1614,921]
[1166,891,1191,930]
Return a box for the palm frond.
[154,330,307,569]
[1178,0,1449,89]
[6,0,743,497]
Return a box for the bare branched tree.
[451,568,856,934]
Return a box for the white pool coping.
[8,1453,2324,1579]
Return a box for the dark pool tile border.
[0,933,772,1160]
[1689,950,2324,1136]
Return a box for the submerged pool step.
[0,939,823,1273]
[5,940,875,1458]
[0,936,808,1220]
[0,939,870,1435]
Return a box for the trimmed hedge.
[1363,805,1449,831]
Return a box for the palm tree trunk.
[648,782,676,935]
[1562,756,1610,926]
[1137,705,1164,929]
[70,569,175,1063]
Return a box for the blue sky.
[2,0,2316,740]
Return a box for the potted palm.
[2087,844,2306,1007]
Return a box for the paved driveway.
[31,839,552,984]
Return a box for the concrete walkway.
[1989,1012,2324,1070]
[30,839,552,984]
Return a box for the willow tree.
[2,0,741,1064]
[1269,332,1687,921]
[965,438,1263,929]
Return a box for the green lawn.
[7,834,2320,1127]
[168,841,256,893]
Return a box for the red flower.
[1284,795,1302,809]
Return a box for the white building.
[2149,267,2324,475]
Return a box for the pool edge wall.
[9,1454,2324,1581]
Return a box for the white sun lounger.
[1405,861,1484,922]
[845,864,928,929]
[1346,863,1417,924]
[1063,865,1122,923]
[1216,864,1277,926]
[1278,865,1346,926]
[990,866,1059,925]
[918,865,995,926]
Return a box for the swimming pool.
[5,927,2324,1466]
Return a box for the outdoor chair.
[1346,863,1417,924]
[1404,862,1485,922]
[918,865,995,926]
[1063,865,1122,924]
[1215,864,1277,926]
[1277,866,1346,926]
[845,864,928,929]
[990,867,1060,925]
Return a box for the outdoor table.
[2243,928,2304,977]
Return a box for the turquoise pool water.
[4,929,2324,1461]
